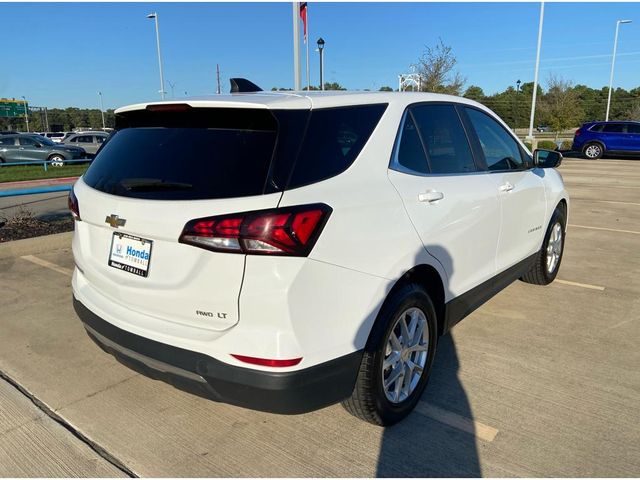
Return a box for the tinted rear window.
[83,108,279,200]
[83,104,386,200]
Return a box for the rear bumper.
[73,297,363,414]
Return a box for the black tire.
[521,207,566,285]
[583,142,604,159]
[342,283,438,426]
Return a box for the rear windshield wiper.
[119,178,193,192]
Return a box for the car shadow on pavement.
[375,333,481,477]
[371,246,481,477]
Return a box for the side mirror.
[533,149,562,168]
[34,143,42,148]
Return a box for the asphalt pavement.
[0,158,638,476]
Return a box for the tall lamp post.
[98,91,106,129]
[527,2,544,141]
[21,96,29,132]
[146,12,166,100]
[317,37,325,91]
[514,79,521,131]
[606,19,632,121]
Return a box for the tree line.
[0,108,116,133]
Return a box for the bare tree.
[413,39,466,95]
[539,74,584,137]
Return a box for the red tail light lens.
[68,188,80,220]
[179,204,332,256]
[575,128,582,137]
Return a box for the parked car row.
[0,133,87,165]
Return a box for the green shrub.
[524,142,533,151]
[559,140,573,151]
[537,140,557,150]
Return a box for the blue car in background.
[572,121,640,159]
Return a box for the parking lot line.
[555,279,605,291]
[570,199,640,207]
[20,255,73,277]
[414,402,499,442]
[569,224,640,235]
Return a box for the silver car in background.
[63,131,109,156]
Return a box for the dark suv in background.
[572,121,640,159]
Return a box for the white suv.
[70,87,568,425]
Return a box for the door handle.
[499,182,514,192]
[418,190,444,203]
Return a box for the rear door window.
[396,114,429,174]
[626,124,640,134]
[602,123,625,133]
[411,104,477,174]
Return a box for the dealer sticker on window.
[108,232,153,278]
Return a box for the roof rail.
[230,78,263,94]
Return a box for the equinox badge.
[105,214,126,228]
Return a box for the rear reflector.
[231,354,303,367]
[179,203,332,256]
[68,188,80,220]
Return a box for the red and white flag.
[299,2,308,43]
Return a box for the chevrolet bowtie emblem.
[105,214,126,228]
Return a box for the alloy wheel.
[546,222,563,274]
[585,144,601,159]
[382,307,429,404]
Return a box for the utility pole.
[216,64,221,94]
[44,107,49,132]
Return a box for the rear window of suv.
[83,104,387,200]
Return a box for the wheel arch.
[380,264,447,338]
[48,151,67,160]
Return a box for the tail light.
[179,204,332,256]
[68,188,80,220]
[574,128,582,137]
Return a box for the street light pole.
[147,12,166,100]
[317,37,325,91]
[21,96,29,132]
[606,19,632,122]
[527,1,544,141]
[98,91,106,129]
[514,79,521,131]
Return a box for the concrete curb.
[0,231,73,259]
[0,177,79,191]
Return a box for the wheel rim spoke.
[383,351,400,370]
[382,307,430,404]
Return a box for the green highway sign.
[0,99,29,118]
